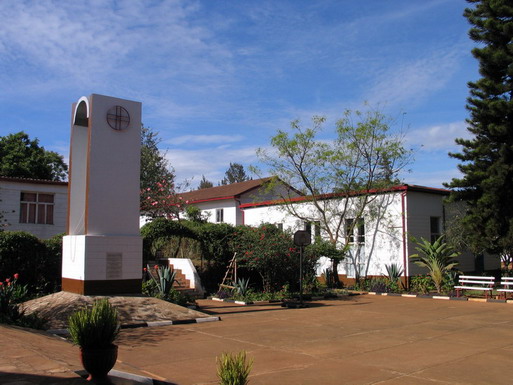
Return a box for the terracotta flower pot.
[80,344,118,383]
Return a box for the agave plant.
[384,263,404,292]
[235,277,251,297]
[148,264,178,296]
[409,236,459,294]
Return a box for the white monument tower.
[62,94,142,295]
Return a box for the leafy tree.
[185,205,208,223]
[140,125,176,213]
[0,132,67,181]
[446,0,513,258]
[409,236,460,294]
[220,163,250,185]
[255,108,411,285]
[198,175,214,189]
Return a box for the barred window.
[430,216,441,243]
[20,192,54,225]
[345,218,364,244]
[216,208,224,223]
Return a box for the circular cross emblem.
[106,105,130,130]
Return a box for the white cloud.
[404,168,461,189]
[364,48,463,109]
[0,1,234,100]
[165,146,258,188]
[407,121,471,152]
[169,134,245,146]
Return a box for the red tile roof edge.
[0,176,68,186]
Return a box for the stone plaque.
[106,253,123,279]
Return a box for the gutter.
[401,191,409,287]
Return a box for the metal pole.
[299,245,303,305]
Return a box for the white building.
[182,181,497,284]
[1,175,498,283]
[179,177,299,226]
[0,176,68,239]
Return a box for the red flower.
[5,278,9,283]
[143,267,147,272]
[154,265,159,270]
[13,273,19,280]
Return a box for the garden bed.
[368,291,513,304]
[209,289,360,305]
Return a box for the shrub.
[0,231,45,288]
[217,351,253,385]
[141,218,199,261]
[409,275,435,294]
[0,273,47,329]
[230,224,316,292]
[68,299,120,349]
[384,263,404,293]
[366,277,391,293]
[0,231,63,295]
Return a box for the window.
[304,221,321,242]
[216,208,224,223]
[314,221,321,238]
[430,216,441,243]
[345,218,364,244]
[19,192,54,225]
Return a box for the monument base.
[62,235,142,295]
[62,277,141,295]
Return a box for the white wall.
[193,199,239,226]
[0,179,67,239]
[243,192,405,277]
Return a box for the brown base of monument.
[62,278,141,295]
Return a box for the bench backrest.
[458,275,495,286]
[500,276,513,286]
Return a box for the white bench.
[497,277,513,299]
[454,275,495,299]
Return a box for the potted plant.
[68,299,120,383]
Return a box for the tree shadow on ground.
[0,372,87,384]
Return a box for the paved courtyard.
[2,295,513,384]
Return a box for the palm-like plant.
[409,236,459,294]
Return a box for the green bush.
[141,218,236,293]
[0,231,45,288]
[0,273,47,329]
[68,299,120,349]
[0,231,63,294]
[409,275,435,294]
[141,218,199,262]
[230,224,317,292]
[217,351,253,385]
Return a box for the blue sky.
[0,0,477,188]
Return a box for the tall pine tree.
[447,0,513,256]
[220,162,250,185]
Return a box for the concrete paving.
[2,295,513,384]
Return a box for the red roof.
[239,184,449,209]
[179,177,274,204]
[0,176,68,186]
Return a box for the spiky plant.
[217,351,253,385]
[68,299,120,349]
[409,236,459,294]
